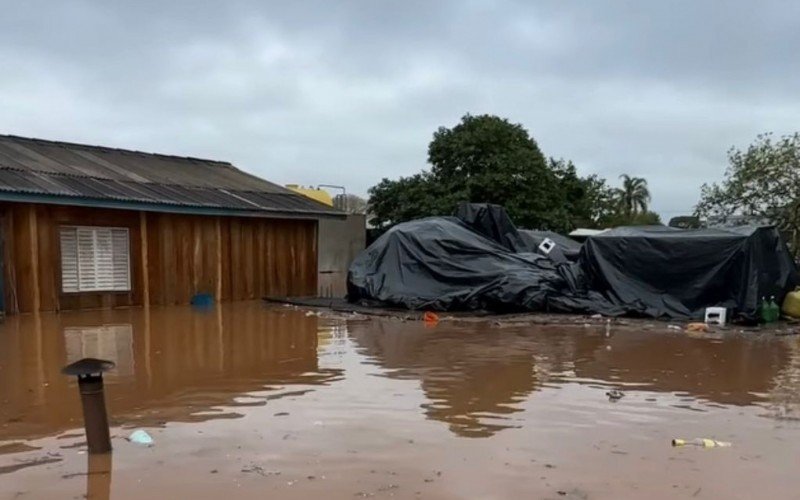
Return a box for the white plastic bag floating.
[128,429,154,446]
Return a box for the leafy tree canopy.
[695,132,800,252]
[368,114,657,233]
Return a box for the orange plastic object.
[423,311,440,324]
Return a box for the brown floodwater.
[0,302,798,499]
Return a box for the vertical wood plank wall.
[0,203,318,314]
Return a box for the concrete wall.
[317,214,366,297]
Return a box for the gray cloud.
[1,0,798,220]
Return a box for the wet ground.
[1,302,799,499]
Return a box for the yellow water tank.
[286,185,334,206]
[781,288,800,318]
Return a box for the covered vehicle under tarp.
[348,203,799,320]
[580,225,799,320]
[346,215,575,311]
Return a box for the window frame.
[59,225,132,294]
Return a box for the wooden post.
[28,206,40,313]
[139,212,150,307]
[143,304,152,387]
[215,217,223,302]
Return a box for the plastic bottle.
[759,296,769,323]
[769,296,780,322]
[672,438,732,448]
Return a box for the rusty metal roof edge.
[0,163,341,211]
[0,191,346,219]
[0,134,233,167]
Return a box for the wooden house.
[0,135,342,314]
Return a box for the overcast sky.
[1,1,797,219]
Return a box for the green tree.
[369,114,589,232]
[601,210,662,227]
[367,173,446,228]
[427,114,567,230]
[695,132,800,253]
[615,174,651,216]
[548,158,617,228]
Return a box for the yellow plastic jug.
[781,288,800,318]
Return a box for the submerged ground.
[0,302,798,499]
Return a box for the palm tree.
[616,174,651,216]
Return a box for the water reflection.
[85,453,112,500]
[571,328,789,405]
[349,320,793,437]
[350,321,542,437]
[2,303,799,447]
[0,302,342,441]
[64,324,134,377]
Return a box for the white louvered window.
[60,226,131,293]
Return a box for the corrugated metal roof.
[0,135,342,217]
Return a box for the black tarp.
[519,230,582,260]
[348,204,799,321]
[454,203,531,252]
[347,215,572,311]
[580,225,799,320]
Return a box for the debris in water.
[241,465,281,476]
[672,438,732,448]
[274,412,290,417]
[606,390,625,401]
[686,323,709,333]
[423,311,439,325]
[127,429,154,446]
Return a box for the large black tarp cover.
[348,204,799,320]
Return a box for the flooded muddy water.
[0,302,799,499]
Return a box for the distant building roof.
[0,135,342,218]
[569,228,609,238]
[286,185,334,206]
